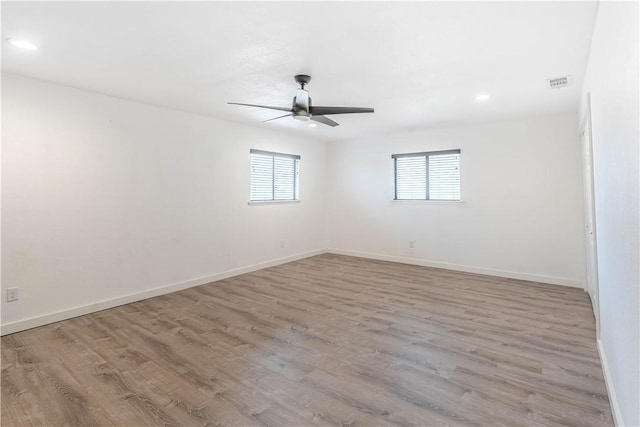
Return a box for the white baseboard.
[0,249,325,336]
[597,339,624,426]
[327,248,584,288]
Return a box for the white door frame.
[579,93,600,338]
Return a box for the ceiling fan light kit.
[228,75,374,127]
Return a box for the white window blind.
[393,150,461,200]
[250,149,300,201]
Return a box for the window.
[250,149,300,201]
[392,150,461,200]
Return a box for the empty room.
[1,1,638,426]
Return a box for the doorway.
[580,93,600,338]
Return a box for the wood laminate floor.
[1,254,612,426]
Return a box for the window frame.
[249,149,301,204]
[392,149,461,202]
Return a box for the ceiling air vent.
[547,76,569,89]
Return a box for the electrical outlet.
[7,288,18,302]
[279,240,285,248]
[409,241,415,249]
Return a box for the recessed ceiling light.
[475,93,490,102]
[308,122,318,128]
[7,38,37,50]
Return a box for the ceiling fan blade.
[228,102,292,112]
[309,106,374,115]
[311,115,339,127]
[263,113,292,123]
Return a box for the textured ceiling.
[2,1,597,142]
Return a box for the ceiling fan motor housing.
[292,89,312,119]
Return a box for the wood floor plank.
[1,254,613,426]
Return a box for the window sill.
[391,200,464,205]
[248,200,301,206]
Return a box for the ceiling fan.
[228,75,374,127]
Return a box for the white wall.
[580,2,639,425]
[1,73,328,334]
[327,114,586,287]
